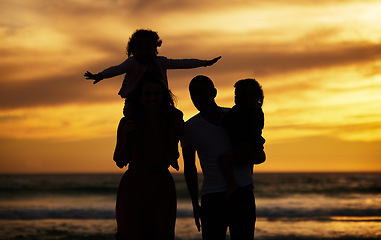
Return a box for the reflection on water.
[0,218,380,240]
[255,217,381,239]
[0,172,380,239]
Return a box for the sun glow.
[0,103,122,142]
[1,0,380,173]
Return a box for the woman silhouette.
[115,72,182,240]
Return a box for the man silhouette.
[181,75,256,240]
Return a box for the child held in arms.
[219,78,266,196]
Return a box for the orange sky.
[0,0,380,173]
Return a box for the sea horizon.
[0,172,380,239]
[1,170,380,175]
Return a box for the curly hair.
[126,29,162,57]
[234,78,264,106]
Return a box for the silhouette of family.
[85,29,265,240]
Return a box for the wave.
[1,173,380,199]
[1,204,379,220]
[0,206,115,220]
[1,173,380,220]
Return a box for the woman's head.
[133,72,175,112]
[126,29,162,63]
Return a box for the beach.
[0,172,380,239]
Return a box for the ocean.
[0,172,380,240]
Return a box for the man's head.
[189,75,217,112]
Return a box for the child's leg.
[218,150,239,198]
[252,136,266,165]
[252,149,266,165]
[233,142,252,167]
[167,130,180,171]
[166,108,183,171]
[235,142,266,166]
[113,117,129,168]
[113,103,134,168]
[166,139,180,170]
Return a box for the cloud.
[0,73,123,110]
[217,41,381,78]
[262,135,381,172]
[0,137,118,173]
[1,38,380,110]
[1,0,381,174]
[1,0,380,142]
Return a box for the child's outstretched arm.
[84,71,104,84]
[205,56,221,66]
[164,56,222,70]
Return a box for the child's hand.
[84,71,103,84]
[205,56,221,66]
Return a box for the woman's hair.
[132,73,178,147]
[234,78,264,106]
[132,72,175,109]
[126,29,162,57]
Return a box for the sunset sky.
[1,0,380,173]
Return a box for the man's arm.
[182,146,201,232]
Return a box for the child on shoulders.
[85,29,221,170]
